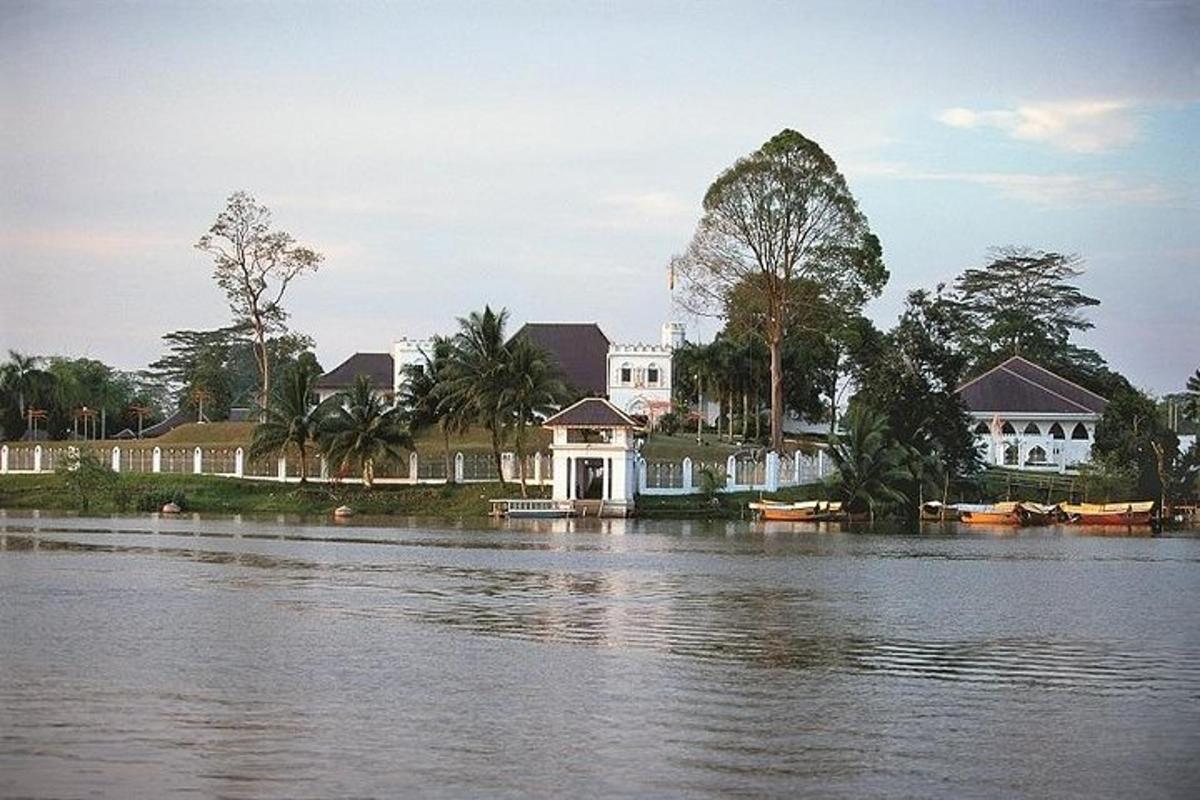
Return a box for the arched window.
[647,363,660,385]
[619,363,632,384]
[1023,422,1041,435]
[1071,423,1090,440]
[1027,446,1047,464]
[973,422,989,434]
[1001,422,1016,435]
[1049,422,1065,440]
[1004,444,1019,465]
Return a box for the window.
[1049,423,1065,440]
[647,364,659,385]
[1071,423,1090,440]
[1027,446,1047,464]
[620,364,631,384]
[1001,422,1016,435]
[974,422,989,434]
[1023,422,1041,435]
[1004,444,1019,465]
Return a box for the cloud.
[847,161,1174,207]
[936,100,1140,153]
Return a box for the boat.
[1061,501,1155,526]
[748,499,824,521]
[921,501,958,521]
[959,501,1023,525]
[489,498,576,519]
[1018,502,1060,526]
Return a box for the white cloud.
[846,161,1174,207]
[936,100,1140,153]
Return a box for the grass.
[0,472,548,518]
[635,484,829,519]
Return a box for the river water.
[1,510,1198,798]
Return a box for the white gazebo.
[544,397,641,516]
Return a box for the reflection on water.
[1,512,1199,798]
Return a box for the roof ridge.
[956,357,1015,393]
[1008,355,1109,404]
[998,365,1095,414]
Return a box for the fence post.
[409,451,419,484]
[152,447,161,473]
[234,447,244,477]
[112,446,121,472]
[765,451,780,491]
[454,452,464,483]
[34,445,43,473]
[194,447,203,475]
[501,452,515,482]
[0,444,7,474]
[533,452,542,484]
[682,457,693,492]
[637,456,647,494]
[817,449,827,479]
[277,456,287,482]
[725,454,736,490]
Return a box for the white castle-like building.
[315,320,686,424]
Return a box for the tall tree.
[673,129,885,450]
[951,247,1106,386]
[196,191,322,413]
[498,337,569,496]
[319,376,412,488]
[825,405,910,522]
[1184,369,1200,423]
[1093,386,1177,502]
[397,336,466,482]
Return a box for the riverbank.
[0,473,833,519]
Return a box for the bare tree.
[196,192,322,415]
[673,130,883,450]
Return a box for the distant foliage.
[56,449,118,512]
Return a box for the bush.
[56,450,118,512]
[656,411,681,436]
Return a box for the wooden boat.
[1061,501,1155,526]
[921,501,958,521]
[748,499,823,521]
[959,501,1023,525]
[1017,502,1060,526]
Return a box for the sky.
[1,0,1197,393]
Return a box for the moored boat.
[748,499,823,521]
[959,501,1023,525]
[1061,501,1155,526]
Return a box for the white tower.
[661,322,685,350]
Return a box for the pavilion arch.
[973,422,989,434]
[1023,422,1041,435]
[1026,445,1047,464]
[1001,422,1016,435]
[1003,444,1019,465]
[1071,423,1090,440]
[1049,422,1066,440]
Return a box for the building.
[314,352,394,404]
[509,322,611,397]
[957,356,1107,472]
[544,397,640,515]
[606,323,682,424]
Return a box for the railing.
[637,449,832,496]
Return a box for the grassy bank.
[0,473,546,518]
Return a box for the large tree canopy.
[673,129,885,450]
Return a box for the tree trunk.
[298,443,307,484]
[517,439,528,498]
[742,392,749,438]
[769,333,784,452]
[443,428,453,483]
[754,391,761,439]
[491,424,505,486]
[696,377,703,442]
[363,457,374,488]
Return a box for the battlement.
[609,342,674,356]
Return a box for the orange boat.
[959,501,1023,525]
[748,500,824,521]
[1061,501,1155,526]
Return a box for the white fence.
[0,443,553,486]
[637,449,832,495]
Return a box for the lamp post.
[130,405,151,439]
[27,407,47,440]
[191,388,212,423]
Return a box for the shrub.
[56,450,118,512]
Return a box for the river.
[1,510,1198,798]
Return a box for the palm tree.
[319,376,412,488]
[398,336,468,482]
[825,405,910,523]
[441,306,511,483]
[1,351,47,424]
[248,363,330,483]
[498,337,569,496]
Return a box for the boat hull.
[960,511,1022,525]
[1069,511,1153,526]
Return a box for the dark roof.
[957,356,1108,415]
[227,407,254,422]
[544,398,639,428]
[510,323,609,396]
[141,408,193,438]
[316,352,394,390]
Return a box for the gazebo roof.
[543,397,639,428]
[956,356,1108,415]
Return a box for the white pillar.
[501,452,515,482]
[681,457,692,492]
[454,452,464,483]
[234,447,244,477]
[765,451,780,491]
[112,446,121,472]
[533,453,542,484]
[277,456,287,482]
[0,445,7,474]
[152,447,161,473]
[194,447,203,475]
[725,454,736,490]
[409,451,419,483]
